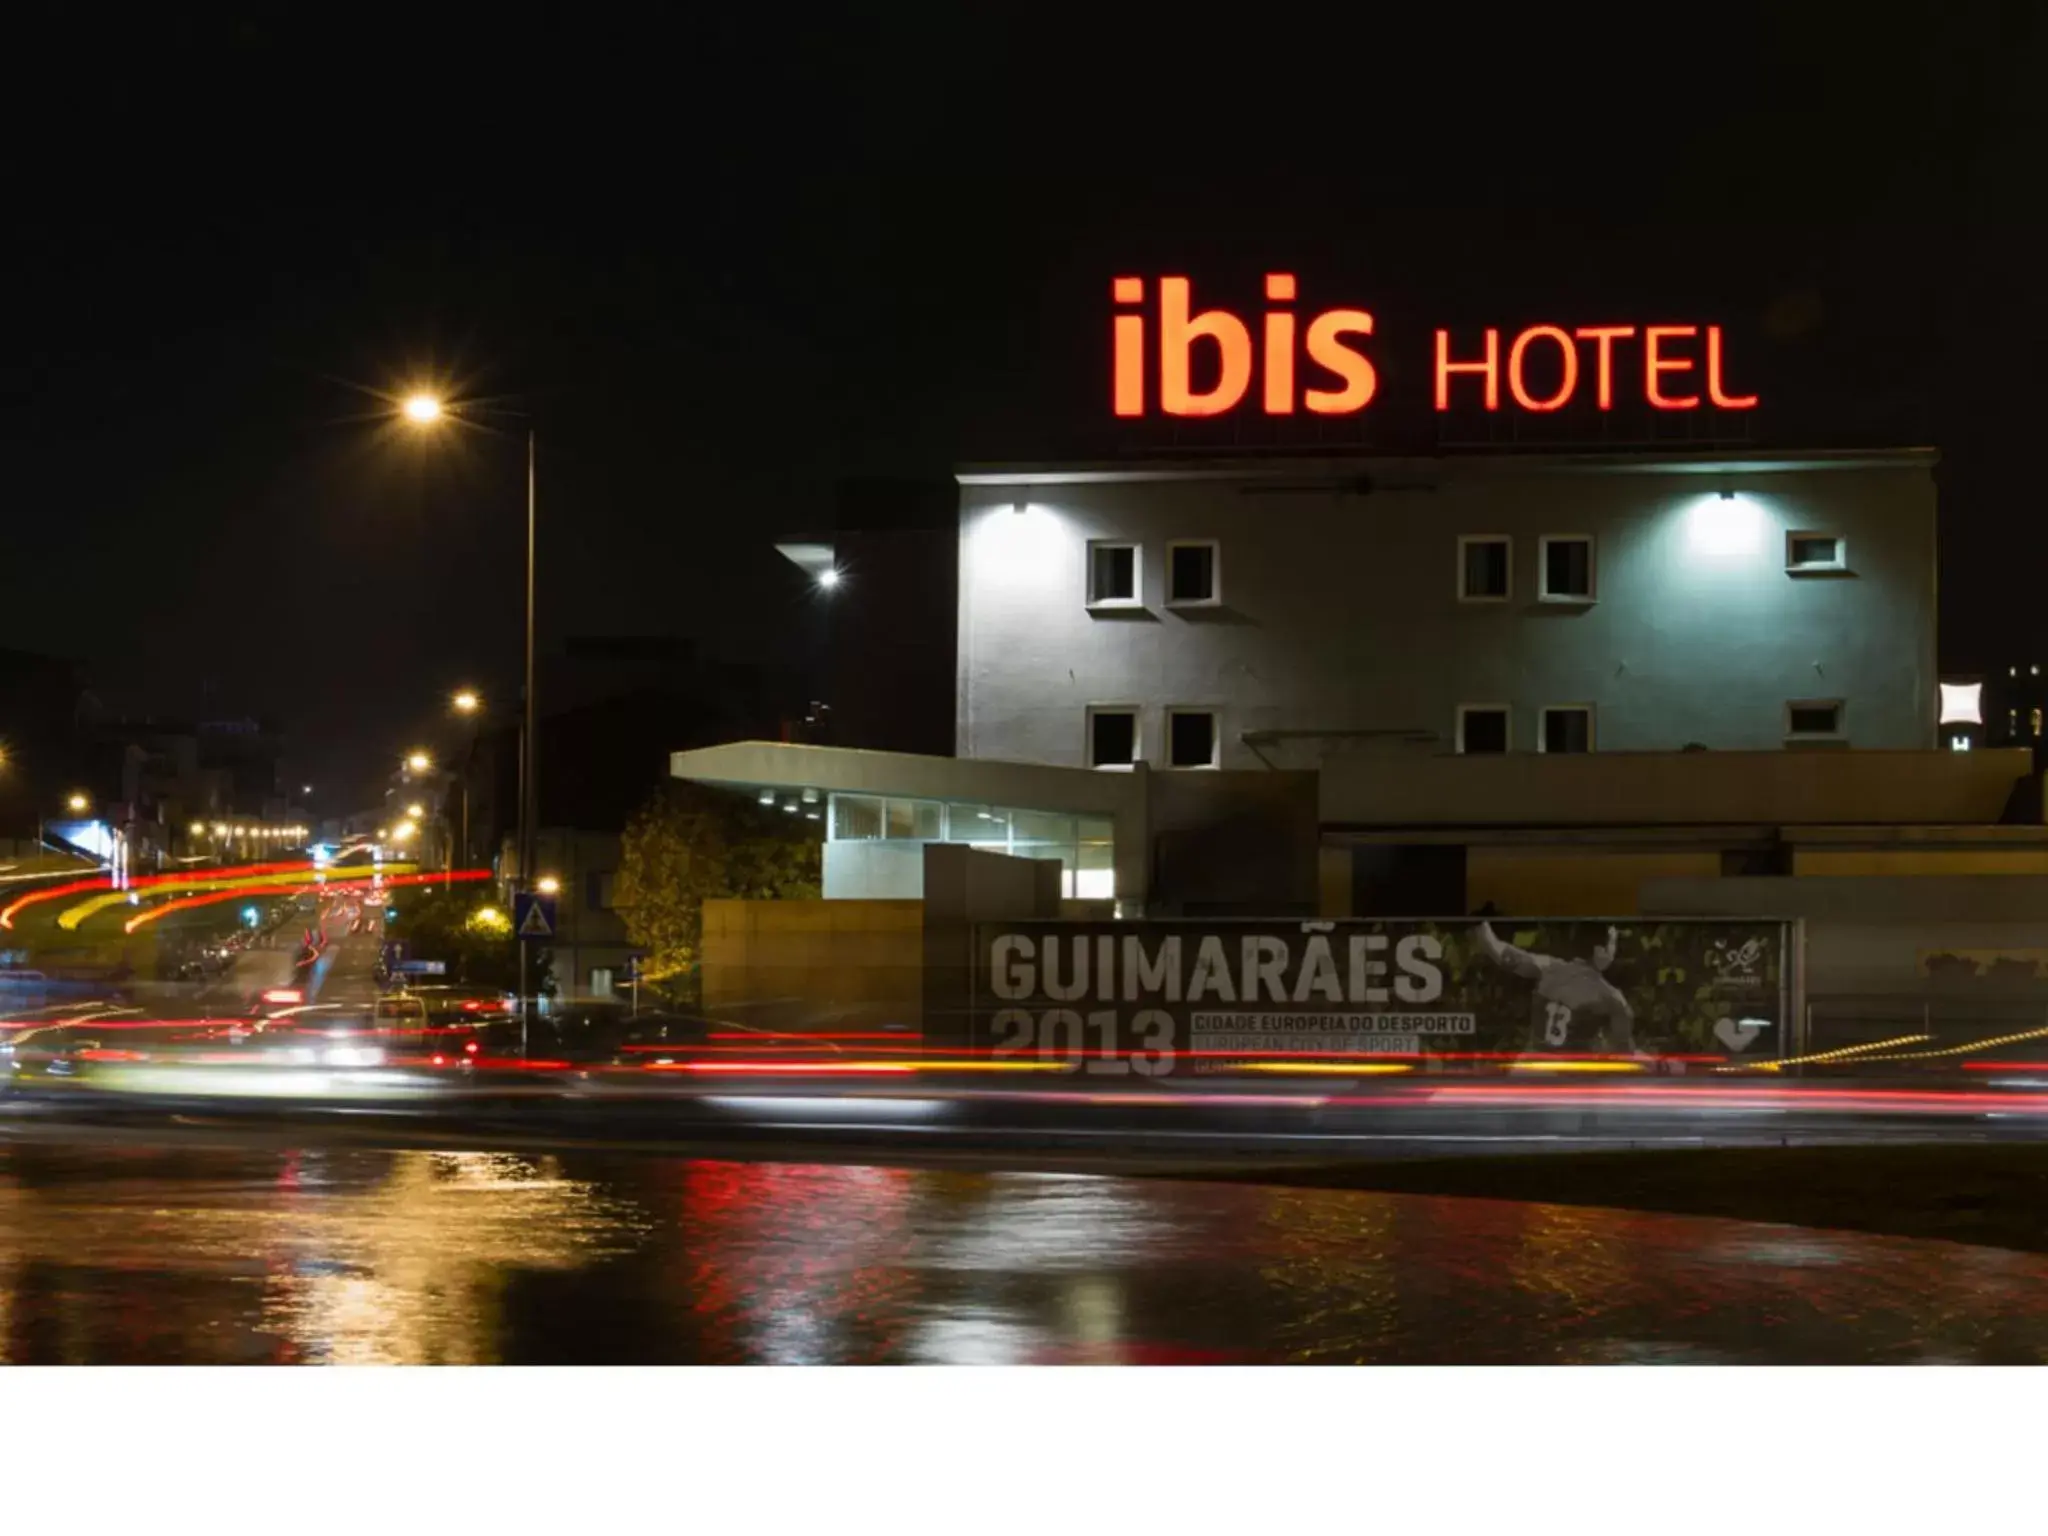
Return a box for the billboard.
[969,918,1794,1076]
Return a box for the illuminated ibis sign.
[1110,275,1758,419]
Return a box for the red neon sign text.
[1112,277,1757,418]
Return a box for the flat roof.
[958,447,1938,487]
[670,740,1144,819]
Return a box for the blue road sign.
[513,892,557,941]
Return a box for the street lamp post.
[401,394,540,1042]
[451,689,481,892]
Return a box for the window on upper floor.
[1458,535,1511,602]
[1540,705,1594,754]
[1167,540,1220,606]
[1457,705,1510,754]
[1088,707,1140,770]
[1087,541,1140,607]
[1166,708,1219,769]
[1539,535,1595,602]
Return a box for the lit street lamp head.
[537,875,561,896]
[406,751,432,773]
[402,393,444,425]
[817,567,842,590]
[452,689,481,714]
[65,792,89,813]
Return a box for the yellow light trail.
[56,863,415,930]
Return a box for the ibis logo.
[1110,275,1759,419]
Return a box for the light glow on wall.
[1939,682,1984,726]
[1684,493,1765,558]
[969,503,1068,585]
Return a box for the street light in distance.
[536,875,561,896]
[406,751,432,774]
[402,393,444,425]
[452,689,481,714]
[65,792,89,813]
[406,803,425,819]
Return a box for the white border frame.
[1455,703,1512,754]
[1164,706,1222,769]
[1085,539,1143,609]
[1537,533,1597,603]
[1785,529,1849,574]
[1085,704,1142,771]
[1785,697,1847,741]
[1165,538,1223,608]
[1537,703,1597,753]
[1456,534,1512,603]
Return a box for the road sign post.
[512,893,557,1057]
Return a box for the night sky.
[7,9,2042,806]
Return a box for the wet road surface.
[4,1138,2047,1363]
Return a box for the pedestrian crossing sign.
[513,892,557,941]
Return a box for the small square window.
[1088,707,1139,770]
[1786,532,1848,573]
[1539,535,1595,601]
[1540,705,1594,754]
[1786,700,1844,738]
[1166,709,1219,769]
[1457,705,1510,754]
[1458,535,1511,602]
[1087,541,1140,606]
[1167,540,1219,605]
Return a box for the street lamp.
[406,751,432,774]
[400,393,538,924]
[406,802,425,819]
[448,688,482,886]
[65,792,89,814]
[537,875,560,896]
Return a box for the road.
[2,1132,2045,1363]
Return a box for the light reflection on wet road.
[2,1142,2046,1363]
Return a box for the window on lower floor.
[590,967,616,998]
[1786,699,1845,738]
[1539,535,1596,601]
[586,871,615,909]
[1088,706,1139,770]
[1540,705,1594,754]
[1166,708,1219,769]
[1458,535,1511,601]
[1457,705,1510,754]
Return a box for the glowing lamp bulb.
[817,568,841,590]
[403,394,443,424]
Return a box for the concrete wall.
[823,839,929,898]
[1145,768,1320,915]
[699,897,924,1031]
[1469,849,1724,916]
[1319,748,2030,827]
[958,456,1937,768]
[920,843,1063,1049]
[1643,876,2048,998]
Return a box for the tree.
[613,780,822,1003]
[384,885,552,995]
